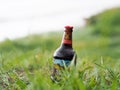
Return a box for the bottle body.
[54,44,75,60]
[51,26,76,82]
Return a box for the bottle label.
[63,40,72,44]
[63,32,72,44]
[54,59,71,68]
[64,32,72,40]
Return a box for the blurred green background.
[0,7,120,90]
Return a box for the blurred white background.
[0,0,120,41]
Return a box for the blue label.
[54,59,71,67]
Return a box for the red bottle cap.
[64,26,73,32]
[64,26,73,30]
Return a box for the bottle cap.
[65,26,73,30]
[64,26,73,32]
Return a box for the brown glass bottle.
[53,26,75,60]
[51,26,76,82]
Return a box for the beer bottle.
[51,26,77,82]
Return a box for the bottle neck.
[61,29,73,47]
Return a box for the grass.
[0,26,120,90]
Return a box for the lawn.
[0,26,120,90]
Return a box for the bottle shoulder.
[53,45,75,60]
[55,45,74,53]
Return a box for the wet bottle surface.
[51,26,76,82]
